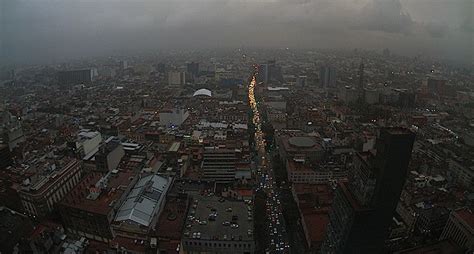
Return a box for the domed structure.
[288,137,316,148]
[193,88,212,97]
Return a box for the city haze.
[2,0,472,64]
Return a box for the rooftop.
[60,169,136,215]
[289,137,316,148]
[183,196,253,242]
[193,89,212,97]
[155,196,188,239]
[115,174,171,227]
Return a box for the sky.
[1,0,473,65]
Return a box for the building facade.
[321,128,416,253]
[19,159,83,218]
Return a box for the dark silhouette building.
[186,62,199,77]
[0,144,13,170]
[57,69,95,84]
[358,61,364,91]
[320,66,336,88]
[321,127,416,254]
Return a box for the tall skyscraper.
[321,128,416,254]
[257,63,269,84]
[358,61,364,91]
[257,60,283,84]
[186,62,199,77]
[57,69,96,85]
[320,66,336,88]
[168,71,186,86]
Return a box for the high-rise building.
[321,128,416,253]
[95,138,125,173]
[202,149,237,183]
[155,63,166,73]
[187,62,199,77]
[57,69,97,84]
[0,144,12,170]
[168,71,186,86]
[320,66,337,88]
[358,61,364,91]
[257,60,283,84]
[257,63,269,84]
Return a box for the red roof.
[455,208,474,229]
[303,212,329,244]
[155,197,187,240]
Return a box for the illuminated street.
[249,67,290,253]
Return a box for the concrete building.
[440,208,474,252]
[74,130,102,159]
[181,196,255,254]
[0,144,13,170]
[59,169,137,243]
[277,135,324,164]
[1,110,25,151]
[202,148,237,183]
[19,159,83,218]
[320,66,336,88]
[286,159,347,184]
[57,69,97,84]
[95,137,125,172]
[187,62,199,77]
[168,71,186,86]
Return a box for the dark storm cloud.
[355,0,414,34]
[1,0,472,64]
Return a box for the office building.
[321,128,415,253]
[257,60,282,84]
[168,71,186,86]
[187,62,199,77]
[358,61,364,91]
[59,169,137,243]
[320,66,336,88]
[19,159,83,218]
[57,69,97,84]
[202,148,237,183]
[0,144,12,170]
[73,130,102,159]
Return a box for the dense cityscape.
[0,47,472,254]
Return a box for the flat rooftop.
[183,196,253,242]
[155,196,188,239]
[61,169,136,215]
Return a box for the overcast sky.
[1,0,472,65]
